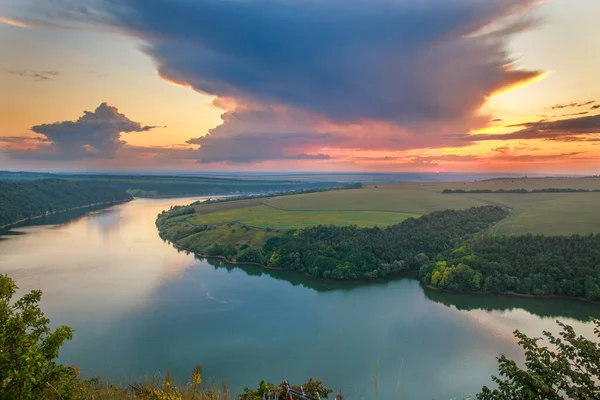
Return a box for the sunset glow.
[1,0,599,174]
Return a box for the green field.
[156,177,600,256]
[178,225,281,251]
[156,177,600,291]
[190,205,417,229]
[168,177,600,236]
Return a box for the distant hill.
[0,179,133,228]
[0,171,343,198]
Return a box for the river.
[1,197,599,399]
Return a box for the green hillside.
[0,179,133,228]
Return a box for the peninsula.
[157,177,600,300]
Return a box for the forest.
[0,179,133,228]
[159,206,509,281]
[0,171,343,198]
[420,234,600,300]
[158,199,600,300]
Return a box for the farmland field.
[166,177,600,237]
[190,205,417,229]
[154,176,600,299]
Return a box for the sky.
[0,0,599,174]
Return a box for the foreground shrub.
[478,319,600,399]
[0,274,74,400]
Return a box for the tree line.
[158,202,600,301]
[442,188,599,194]
[159,206,509,281]
[0,171,349,198]
[0,179,133,228]
[420,234,600,300]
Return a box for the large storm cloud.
[30,102,158,159]
[31,0,542,122]
[11,0,552,164]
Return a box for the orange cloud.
[0,16,29,28]
[490,70,548,97]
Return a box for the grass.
[487,193,600,235]
[262,178,600,235]
[191,205,417,229]
[158,177,600,250]
[179,224,281,251]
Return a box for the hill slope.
[0,179,133,228]
[0,171,343,198]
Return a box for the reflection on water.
[1,198,599,400]
[424,285,600,322]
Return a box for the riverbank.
[157,181,600,302]
[164,237,421,285]
[165,238,599,303]
[3,195,599,399]
[422,284,597,304]
[0,198,133,231]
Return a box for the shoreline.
[422,284,597,304]
[0,198,133,231]
[161,237,422,284]
[162,234,599,304]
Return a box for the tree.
[0,275,75,400]
[477,319,600,399]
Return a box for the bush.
[478,319,600,399]
[0,275,75,399]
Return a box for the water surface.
[1,198,599,400]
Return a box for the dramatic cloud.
[5,69,58,81]
[14,0,546,164]
[471,114,600,142]
[184,106,342,163]
[30,103,160,159]
[188,131,337,164]
[130,0,543,124]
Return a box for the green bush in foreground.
[477,319,600,399]
[2,274,599,399]
[0,274,75,399]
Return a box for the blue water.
[1,197,598,399]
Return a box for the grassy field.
[178,224,281,251]
[160,178,600,247]
[190,205,417,229]
[262,178,600,235]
